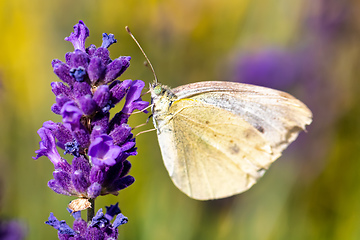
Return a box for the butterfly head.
[150,82,177,116]
[150,82,177,100]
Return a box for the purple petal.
[102,159,125,187]
[91,154,116,167]
[108,175,135,193]
[89,209,111,229]
[113,213,128,228]
[119,140,136,153]
[66,50,89,69]
[104,145,121,161]
[72,155,91,175]
[48,179,72,196]
[93,85,110,109]
[124,80,144,105]
[87,57,105,83]
[109,79,132,105]
[72,169,90,194]
[33,127,62,166]
[51,104,61,115]
[53,62,74,86]
[104,56,131,84]
[122,80,149,114]
[87,182,102,199]
[55,95,71,109]
[73,129,90,149]
[90,112,109,141]
[89,165,105,184]
[72,218,87,232]
[53,170,75,195]
[105,203,120,219]
[73,82,92,99]
[85,227,104,239]
[51,81,73,97]
[86,44,97,56]
[43,121,73,149]
[127,147,138,156]
[65,20,90,52]
[78,95,97,115]
[61,101,82,131]
[101,33,117,48]
[109,124,132,145]
[88,135,120,166]
[90,126,107,142]
[119,160,132,178]
[52,59,62,68]
[92,47,111,66]
[45,213,60,230]
[58,220,76,235]
[72,156,91,195]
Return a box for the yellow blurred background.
[1,0,360,239]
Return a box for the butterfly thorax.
[150,82,178,130]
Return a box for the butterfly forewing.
[173,81,312,157]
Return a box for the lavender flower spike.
[35,21,148,238]
[35,20,148,198]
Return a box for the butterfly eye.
[154,85,162,95]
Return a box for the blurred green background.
[1,0,360,239]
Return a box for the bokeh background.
[1,0,360,239]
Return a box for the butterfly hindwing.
[156,98,274,200]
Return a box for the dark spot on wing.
[230,144,240,154]
[205,120,210,124]
[244,130,254,139]
[256,126,265,133]
[230,140,234,143]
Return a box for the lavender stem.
[87,198,95,222]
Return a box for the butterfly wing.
[156,98,277,200]
[172,81,312,158]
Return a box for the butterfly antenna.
[125,26,158,84]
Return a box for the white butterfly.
[150,81,312,200]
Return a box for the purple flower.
[46,204,127,239]
[34,20,148,199]
[0,220,27,240]
[122,80,149,114]
[33,127,65,168]
[104,56,131,84]
[65,20,89,52]
[61,101,83,131]
[88,135,121,166]
[35,21,147,238]
[235,48,298,90]
[101,33,117,49]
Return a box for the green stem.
[87,198,95,222]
